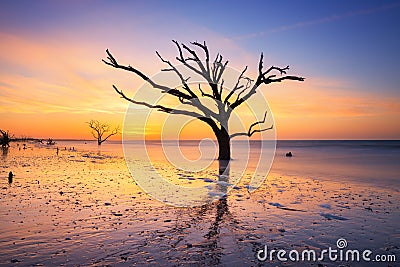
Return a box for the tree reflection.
[2,146,9,159]
[110,160,245,265]
[201,160,235,265]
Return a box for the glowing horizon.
[1,1,399,140]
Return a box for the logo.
[257,238,397,263]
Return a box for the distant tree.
[87,120,119,145]
[103,40,304,160]
[0,129,11,148]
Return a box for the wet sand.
[0,142,399,266]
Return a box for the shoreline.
[4,140,399,190]
[1,142,399,266]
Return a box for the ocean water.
[54,139,400,188]
[274,140,400,188]
[1,140,399,266]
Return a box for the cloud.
[265,77,400,118]
[0,33,128,115]
[232,3,400,41]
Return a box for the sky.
[0,0,399,140]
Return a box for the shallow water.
[274,140,400,188]
[53,139,400,188]
[0,141,399,266]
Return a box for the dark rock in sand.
[285,152,293,157]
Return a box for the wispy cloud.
[266,77,400,119]
[0,33,127,114]
[232,3,400,41]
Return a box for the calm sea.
[54,140,400,188]
[274,140,400,188]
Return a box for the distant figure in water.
[286,152,293,157]
[8,171,13,184]
[56,147,59,155]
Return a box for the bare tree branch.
[104,47,221,125]
[258,52,264,77]
[155,51,197,99]
[218,79,224,98]
[87,119,119,145]
[113,85,208,118]
[210,54,229,100]
[103,126,120,143]
[113,84,221,137]
[230,111,273,139]
[224,66,248,104]
[191,41,210,75]
[172,40,227,101]
[211,53,220,81]
[0,129,12,147]
[173,40,206,77]
[103,49,193,101]
[230,53,305,110]
[198,84,214,98]
[215,58,229,85]
[172,41,222,101]
[181,43,208,75]
[173,41,199,74]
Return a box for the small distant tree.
[0,129,11,148]
[87,120,119,145]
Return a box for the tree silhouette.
[0,129,11,148]
[103,41,304,160]
[87,120,119,145]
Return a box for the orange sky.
[1,4,400,141]
[1,32,399,140]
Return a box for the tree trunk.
[215,129,231,160]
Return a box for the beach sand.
[0,142,399,266]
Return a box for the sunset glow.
[1,2,400,265]
[1,1,399,140]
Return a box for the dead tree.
[0,129,11,148]
[103,41,304,160]
[87,120,119,145]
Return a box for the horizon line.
[13,138,400,142]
